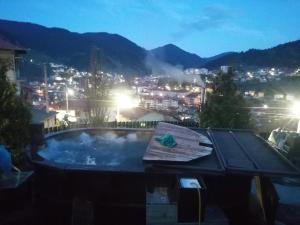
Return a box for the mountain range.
[0,19,300,80]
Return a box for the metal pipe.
[44,63,49,112]
[66,88,69,113]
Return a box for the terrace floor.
[0,199,299,225]
[145,185,300,225]
[1,174,299,225]
[146,187,229,225]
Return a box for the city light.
[115,95,138,109]
[290,101,300,133]
[290,101,300,116]
[66,88,74,113]
[67,88,74,96]
[115,94,139,122]
[36,89,43,96]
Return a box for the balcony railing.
[44,121,200,134]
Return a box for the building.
[184,92,201,107]
[52,99,89,123]
[185,68,208,75]
[274,94,285,100]
[53,99,117,123]
[146,89,190,98]
[119,107,178,122]
[31,108,57,128]
[220,66,233,74]
[0,37,27,95]
[257,92,265,98]
[286,94,295,101]
[142,96,179,111]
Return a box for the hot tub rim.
[28,127,155,174]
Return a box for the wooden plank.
[143,122,213,162]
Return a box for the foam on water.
[38,131,151,168]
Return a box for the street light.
[115,94,139,122]
[289,101,300,133]
[66,88,74,114]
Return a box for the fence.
[44,121,200,134]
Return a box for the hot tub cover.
[143,122,213,162]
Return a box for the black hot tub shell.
[29,128,300,225]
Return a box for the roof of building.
[54,99,113,111]
[143,95,178,101]
[55,99,85,110]
[120,107,178,121]
[0,37,27,53]
[186,92,201,98]
[120,107,151,120]
[149,88,189,93]
[31,108,57,124]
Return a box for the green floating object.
[155,133,177,148]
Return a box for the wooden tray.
[143,122,213,162]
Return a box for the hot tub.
[30,127,298,225]
[37,128,153,172]
[30,128,156,225]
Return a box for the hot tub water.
[38,131,152,168]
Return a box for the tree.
[86,47,111,126]
[200,70,250,129]
[0,61,31,164]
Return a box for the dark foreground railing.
[44,121,200,134]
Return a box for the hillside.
[150,44,205,68]
[0,19,300,81]
[0,19,148,76]
[204,40,300,69]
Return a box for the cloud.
[223,25,265,39]
[148,0,189,22]
[172,5,232,39]
[91,0,154,18]
[188,6,232,30]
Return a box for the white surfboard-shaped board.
[143,122,213,162]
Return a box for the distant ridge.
[0,19,148,76]
[0,19,299,81]
[150,44,205,68]
[203,40,300,69]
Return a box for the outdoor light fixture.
[67,88,74,96]
[290,101,300,116]
[66,88,74,113]
[116,95,138,109]
[115,94,139,121]
[263,104,268,109]
[290,101,300,133]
